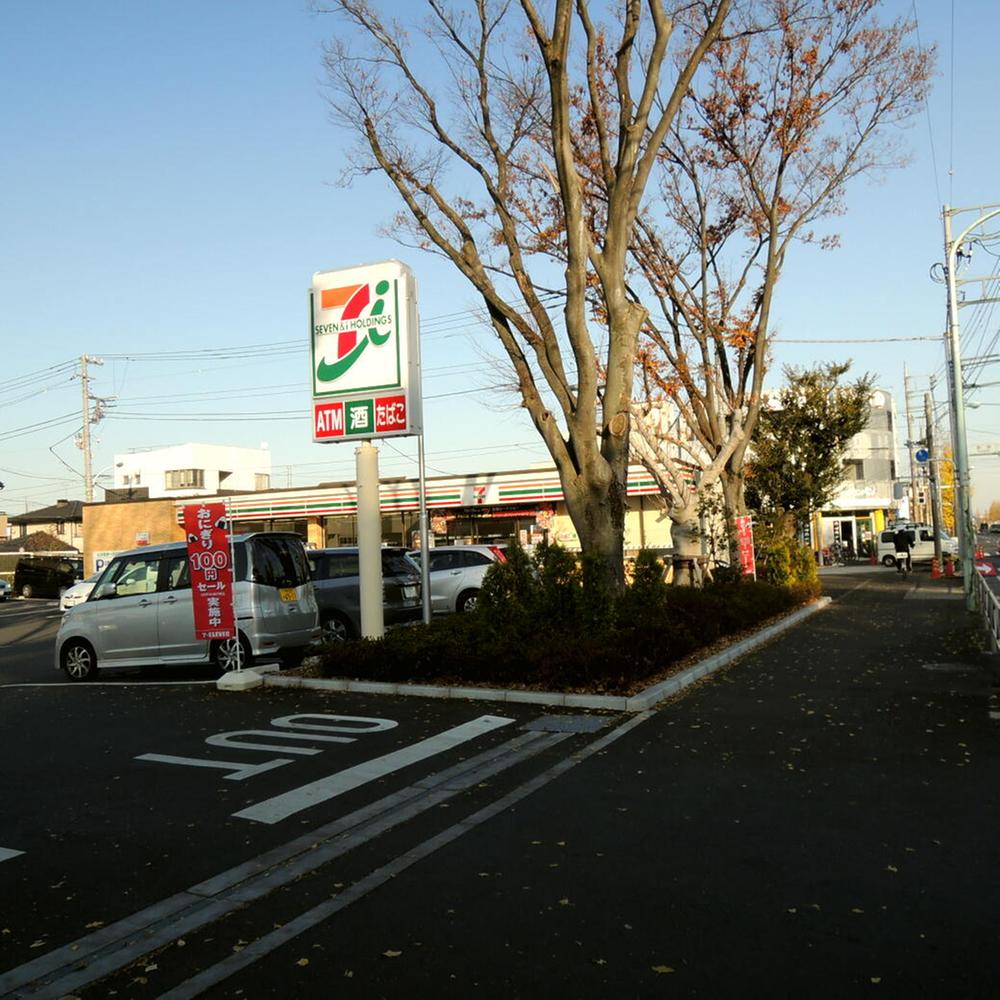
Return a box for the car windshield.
[383,552,418,577]
[246,535,310,588]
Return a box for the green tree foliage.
[745,363,874,524]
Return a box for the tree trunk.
[668,506,707,586]
[562,468,626,593]
[720,467,746,522]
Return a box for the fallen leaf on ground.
[383,949,402,958]
[652,965,675,974]
[296,958,309,967]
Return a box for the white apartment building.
[112,443,272,499]
[814,387,899,553]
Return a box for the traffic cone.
[931,557,941,579]
[976,544,985,560]
[945,557,955,578]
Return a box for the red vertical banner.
[183,502,236,640]
[735,515,756,579]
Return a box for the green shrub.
[757,538,793,586]
[313,542,819,695]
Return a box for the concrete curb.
[261,596,833,713]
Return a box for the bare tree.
[625,0,933,573]
[319,0,731,590]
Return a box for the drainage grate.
[523,714,613,734]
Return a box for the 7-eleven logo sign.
[310,260,420,442]
[312,270,402,396]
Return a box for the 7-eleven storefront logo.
[312,278,400,394]
[310,260,419,443]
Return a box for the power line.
[948,0,956,204]
[911,0,944,209]
[777,336,940,343]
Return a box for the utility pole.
[903,366,920,523]
[77,355,104,502]
[925,392,943,566]
[943,203,1000,609]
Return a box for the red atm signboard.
[313,393,408,441]
[183,502,236,640]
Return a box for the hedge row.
[314,542,822,696]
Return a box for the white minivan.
[55,532,319,681]
[877,525,958,567]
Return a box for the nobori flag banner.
[183,502,236,641]
[735,514,757,580]
[310,260,422,442]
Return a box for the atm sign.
[314,401,345,440]
[313,394,408,441]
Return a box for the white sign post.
[310,260,430,633]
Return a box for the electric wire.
[911,0,944,210]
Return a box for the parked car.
[13,556,83,599]
[877,525,958,567]
[59,572,101,612]
[990,521,1000,535]
[0,578,9,601]
[308,546,421,641]
[55,532,319,681]
[408,544,506,614]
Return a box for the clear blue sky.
[2,1,998,517]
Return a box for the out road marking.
[0,847,25,863]
[234,714,516,824]
[135,754,295,781]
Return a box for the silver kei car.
[55,532,319,681]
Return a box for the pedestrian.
[892,526,913,573]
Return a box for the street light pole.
[943,203,1000,609]
[925,392,943,567]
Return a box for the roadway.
[2,572,999,997]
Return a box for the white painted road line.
[136,754,296,781]
[0,847,25,863]
[234,714,516,825]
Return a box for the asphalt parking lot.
[3,567,999,997]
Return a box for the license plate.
[280,588,297,603]
[402,586,417,599]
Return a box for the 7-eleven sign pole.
[356,441,384,639]
[310,260,425,635]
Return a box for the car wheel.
[881,555,896,567]
[62,640,97,681]
[212,635,253,674]
[456,589,479,614]
[21,583,33,599]
[321,612,354,642]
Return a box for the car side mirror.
[94,582,116,600]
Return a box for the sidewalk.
[213,568,1000,997]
